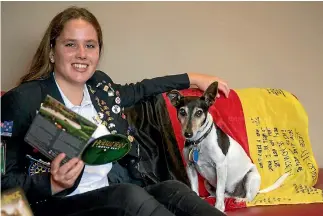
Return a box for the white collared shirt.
[54,75,112,196]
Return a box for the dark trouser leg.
[144,180,226,216]
[108,162,145,187]
[32,183,175,216]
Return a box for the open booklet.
[24,95,131,165]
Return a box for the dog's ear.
[201,81,218,107]
[166,90,182,107]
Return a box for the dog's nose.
[184,132,193,138]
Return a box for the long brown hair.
[19,6,103,84]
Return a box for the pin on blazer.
[167,82,289,212]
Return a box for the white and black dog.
[167,81,289,212]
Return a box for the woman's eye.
[195,110,203,117]
[65,43,75,47]
[86,44,95,49]
[179,109,186,116]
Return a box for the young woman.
[1,6,229,216]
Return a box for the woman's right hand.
[50,153,84,195]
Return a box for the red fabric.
[162,88,249,210]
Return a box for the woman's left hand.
[187,73,230,98]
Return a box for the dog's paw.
[214,201,225,212]
[233,197,247,203]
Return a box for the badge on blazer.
[122,113,126,119]
[108,123,115,130]
[93,115,102,125]
[95,96,100,103]
[98,112,104,119]
[112,105,120,114]
[103,85,109,92]
[108,91,114,97]
[128,135,134,142]
[88,85,96,94]
[127,126,135,134]
[115,97,121,104]
[108,83,114,92]
[96,82,102,88]
[116,91,120,97]
[33,148,39,153]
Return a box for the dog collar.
[185,122,214,148]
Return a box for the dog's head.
[167,81,219,140]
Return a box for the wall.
[1,1,322,167]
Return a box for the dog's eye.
[195,110,203,117]
[179,109,186,116]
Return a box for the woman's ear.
[166,90,182,107]
[49,50,55,63]
[201,81,218,107]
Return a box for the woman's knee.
[113,183,170,216]
[145,180,192,199]
[115,183,151,201]
[159,180,191,192]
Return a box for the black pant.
[32,180,225,216]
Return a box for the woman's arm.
[1,91,53,202]
[108,73,191,108]
[97,71,230,108]
[1,88,83,202]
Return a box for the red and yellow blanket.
[162,87,322,211]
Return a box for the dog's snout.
[184,131,193,138]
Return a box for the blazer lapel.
[86,78,120,134]
[40,72,136,147]
[40,72,65,104]
[86,77,135,144]
[40,72,114,131]
[87,84,114,130]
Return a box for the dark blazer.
[1,70,190,204]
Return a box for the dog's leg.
[245,165,261,202]
[214,161,227,212]
[204,179,216,197]
[186,164,199,196]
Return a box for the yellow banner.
[235,88,323,206]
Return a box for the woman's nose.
[76,46,87,59]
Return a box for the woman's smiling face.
[52,18,100,85]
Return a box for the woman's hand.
[187,73,230,98]
[50,153,84,195]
